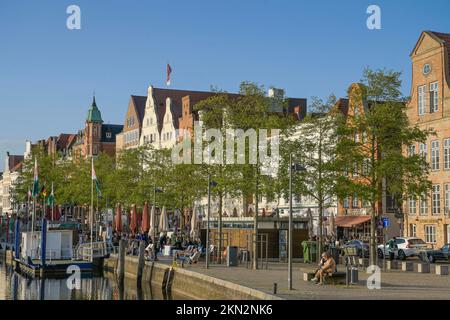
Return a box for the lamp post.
[153,184,163,245]
[288,153,306,290]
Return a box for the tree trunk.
[370,202,377,266]
[318,200,323,259]
[218,193,223,264]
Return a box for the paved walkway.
[160,258,450,300]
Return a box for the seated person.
[311,251,336,285]
[175,248,200,265]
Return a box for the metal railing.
[76,242,109,261]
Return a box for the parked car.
[340,239,370,257]
[419,244,450,263]
[377,237,427,260]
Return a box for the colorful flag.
[46,182,55,206]
[166,63,172,86]
[40,184,47,199]
[92,159,102,197]
[32,158,39,197]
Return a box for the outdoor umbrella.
[148,205,156,240]
[130,204,137,233]
[141,202,150,233]
[190,207,198,239]
[159,206,169,234]
[173,209,181,232]
[115,204,122,232]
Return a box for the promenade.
[161,259,450,300]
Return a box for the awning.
[335,215,371,228]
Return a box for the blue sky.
[1,0,450,168]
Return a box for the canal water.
[0,258,189,300]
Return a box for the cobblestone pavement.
[171,260,450,300]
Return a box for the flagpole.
[51,182,54,221]
[27,190,31,232]
[96,194,99,242]
[90,158,94,262]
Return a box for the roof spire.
[92,90,97,107]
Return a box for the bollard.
[118,239,126,280]
[137,240,145,284]
[387,260,398,270]
[436,265,449,276]
[401,261,414,272]
[273,283,277,294]
[418,263,430,273]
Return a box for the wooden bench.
[303,271,347,285]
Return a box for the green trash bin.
[309,241,317,263]
[301,240,310,263]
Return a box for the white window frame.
[343,197,349,208]
[352,195,358,208]
[445,184,450,215]
[408,145,416,157]
[420,193,428,216]
[424,225,437,244]
[352,162,359,177]
[444,139,450,169]
[432,184,441,215]
[409,196,417,215]
[419,143,427,160]
[411,224,417,237]
[431,140,440,171]
[418,85,426,116]
[430,82,439,113]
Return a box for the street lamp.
[289,153,306,290]
[206,174,217,269]
[153,185,163,244]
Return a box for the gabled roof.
[332,98,349,117]
[7,154,24,172]
[130,95,147,125]
[412,31,450,86]
[11,162,22,172]
[57,133,76,150]
[428,31,450,82]
[149,87,226,133]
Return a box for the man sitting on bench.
[311,251,336,285]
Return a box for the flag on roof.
[166,64,172,86]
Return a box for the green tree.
[279,95,340,257]
[335,68,432,265]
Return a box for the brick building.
[116,95,147,152]
[334,84,401,240]
[72,96,123,158]
[405,31,450,247]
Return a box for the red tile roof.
[7,155,24,171]
[131,95,147,125]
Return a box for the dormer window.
[106,132,112,139]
